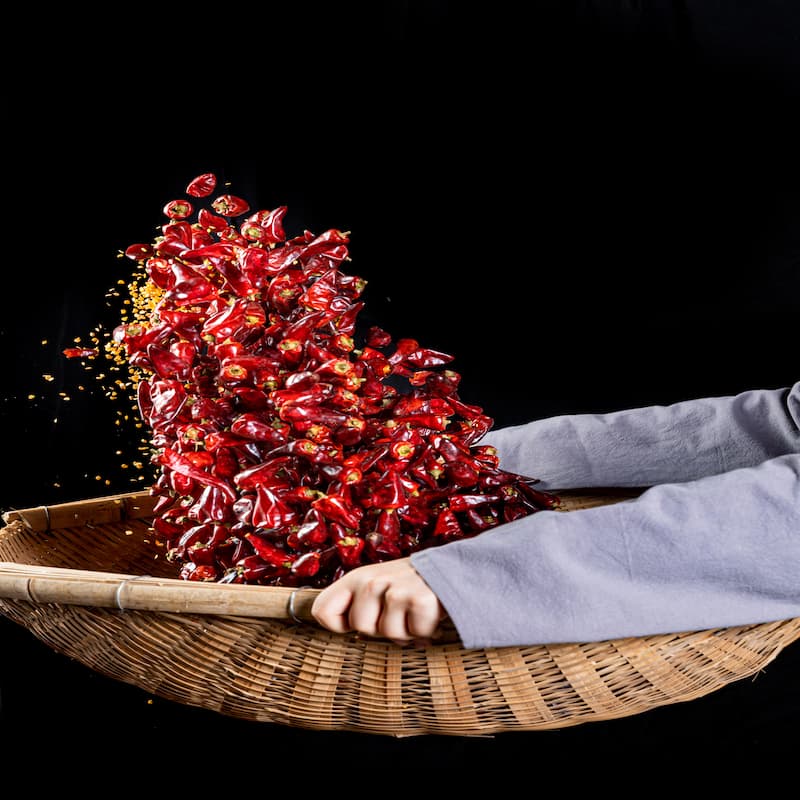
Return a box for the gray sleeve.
[479,381,800,489]
[411,453,800,648]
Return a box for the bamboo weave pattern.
[1,490,798,736]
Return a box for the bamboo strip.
[425,646,480,730]
[357,642,408,733]
[1,490,157,531]
[549,643,623,716]
[485,646,555,726]
[0,561,320,620]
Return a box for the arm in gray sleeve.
[410,453,800,648]
[480,381,800,489]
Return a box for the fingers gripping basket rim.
[1,489,798,737]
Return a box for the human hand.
[311,557,448,646]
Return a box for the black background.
[1,1,798,773]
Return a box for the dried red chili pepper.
[463,508,497,532]
[446,460,480,488]
[291,551,321,577]
[252,485,299,530]
[181,563,219,581]
[124,242,153,260]
[376,508,401,542]
[163,199,194,220]
[312,492,363,529]
[74,171,559,587]
[196,207,228,232]
[365,530,402,560]
[301,268,339,311]
[404,347,455,368]
[245,533,294,568]
[63,347,99,359]
[289,508,328,546]
[156,223,193,257]
[187,523,229,564]
[187,485,233,524]
[367,469,406,509]
[146,344,192,381]
[448,492,501,512]
[158,447,237,502]
[335,535,365,567]
[365,325,392,348]
[166,262,217,302]
[211,194,250,217]
[233,457,293,491]
[186,173,217,198]
[432,507,463,538]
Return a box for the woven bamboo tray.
[1,489,798,737]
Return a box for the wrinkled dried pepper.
[66,172,559,587]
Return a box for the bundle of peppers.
[66,172,558,587]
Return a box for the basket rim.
[3,490,800,736]
[2,487,799,644]
[0,487,644,626]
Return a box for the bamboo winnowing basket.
[1,488,798,737]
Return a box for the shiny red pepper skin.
[446,461,480,488]
[288,508,329,548]
[186,173,217,198]
[290,551,321,577]
[365,530,402,560]
[233,457,294,491]
[230,413,288,445]
[202,431,245,451]
[245,533,293,567]
[235,554,278,582]
[335,535,365,567]
[188,485,234,523]
[376,508,401,542]
[181,563,219,581]
[279,405,347,430]
[464,508,497,532]
[211,194,250,217]
[252,485,299,530]
[164,199,194,219]
[63,346,99,359]
[312,492,363,528]
[244,206,287,244]
[125,242,154,260]
[448,492,501,512]
[187,523,229,564]
[432,507,463,539]
[146,344,193,380]
[158,447,237,502]
[365,469,406,509]
[365,325,392,347]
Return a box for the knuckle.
[361,577,388,598]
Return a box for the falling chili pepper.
[63,347,99,359]
[186,173,217,198]
[73,170,559,587]
[211,194,250,217]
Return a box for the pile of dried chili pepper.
[66,172,558,587]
